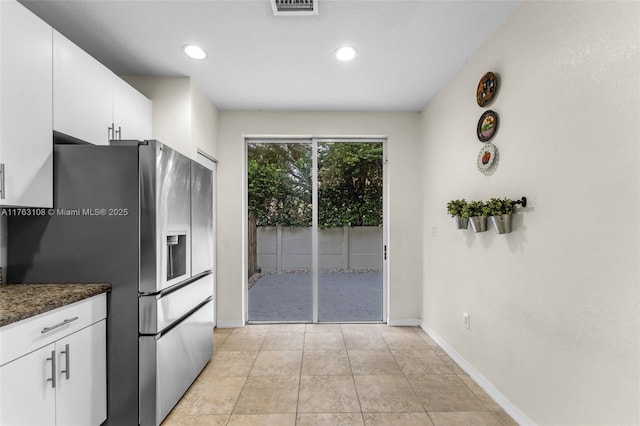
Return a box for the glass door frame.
[245,136,387,324]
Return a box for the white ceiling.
[20,0,521,112]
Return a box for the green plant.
[463,200,489,218]
[446,199,468,218]
[248,142,383,227]
[485,197,516,216]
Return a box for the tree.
[248,143,311,227]
[318,143,382,227]
[247,142,382,227]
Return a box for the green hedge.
[248,143,383,228]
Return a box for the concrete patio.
[248,272,383,322]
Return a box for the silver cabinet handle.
[60,343,70,380]
[108,123,122,140]
[41,316,78,334]
[46,350,56,388]
[0,163,5,200]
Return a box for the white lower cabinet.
[0,295,107,426]
[55,320,107,426]
[0,344,56,425]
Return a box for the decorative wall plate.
[477,143,497,172]
[477,110,499,142]
[476,72,497,107]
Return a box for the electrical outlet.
[463,312,470,329]
[431,225,438,236]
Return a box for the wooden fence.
[248,213,258,277]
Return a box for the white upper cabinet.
[53,31,151,145]
[53,30,114,145]
[113,76,153,141]
[0,0,53,208]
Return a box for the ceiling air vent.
[270,0,318,16]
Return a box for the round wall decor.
[477,110,499,142]
[477,143,498,173]
[476,72,498,107]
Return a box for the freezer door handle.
[139,273,213,335]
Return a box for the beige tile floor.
[162,324,518,426]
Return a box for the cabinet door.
[55,320,107,426]
[113,76,152,141]
[0,344,56,426]
[53,30,113,145]
[0,0,53,207]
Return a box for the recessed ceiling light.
[182,44,207,60]
[335,46,358,62]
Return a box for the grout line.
[224,328,261,421]
[342,327,365,417]
[387,334,431,419]
[293,331,305,425]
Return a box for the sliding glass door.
[247,141,313,321]
[247,138,385,323]
[317,141,384,322]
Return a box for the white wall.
[190,82,219,160]
[123,76,193,156]
[217,111,421,326]
[420,1,639,425]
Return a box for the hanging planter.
[446,199,470,230]
[454,215,469,230]
[465,201,489,233]
[469,216,488,232]
[485,197,519,234]
[489,214,512,234]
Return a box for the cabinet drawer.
[0,293,106,366]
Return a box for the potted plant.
[446,199,469,229]
[464,200,488,232]
[486,197,515,234]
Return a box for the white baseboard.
[387,318,422,326]
[216,319,245,328]
[420,323,536,426]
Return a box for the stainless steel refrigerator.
[7,139,215,425]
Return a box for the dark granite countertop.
[0,284,111,327]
